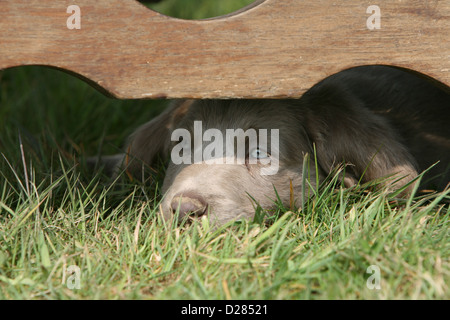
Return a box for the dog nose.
[170,193,208,218]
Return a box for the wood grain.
[0,0,449,99]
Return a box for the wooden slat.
[0,0,449,99]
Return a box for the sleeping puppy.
[95,65,450,225]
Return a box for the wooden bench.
[1,0,449,99]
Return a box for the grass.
[0,150,448,299]
[0,1,449,300]
[147,0,256,20]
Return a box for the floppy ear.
[302,86,419,192]
[123,99,193,178]
[88,99,193,179]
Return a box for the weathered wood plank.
[0,0,448,99]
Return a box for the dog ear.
[123,99,193,178]
[86,100,192,180]
[302,87,419,192]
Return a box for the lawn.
[0,0,448,300]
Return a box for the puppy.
[95,65,450,225]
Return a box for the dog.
[93,65,450,226]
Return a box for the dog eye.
[249,148,270,159]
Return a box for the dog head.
[125,99,320,225]
[119,96,418,225]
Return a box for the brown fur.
[93,66,450,225]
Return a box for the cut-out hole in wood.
[140,0,258,20]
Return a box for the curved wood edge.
[0,0,449,99]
